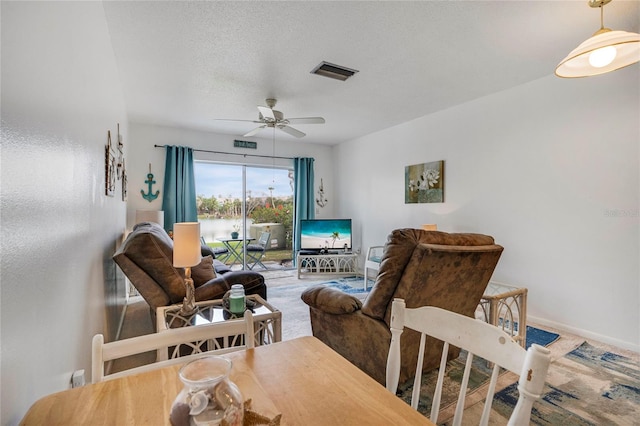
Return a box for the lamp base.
[178,276,198,317]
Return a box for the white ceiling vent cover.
[311,61,359,81]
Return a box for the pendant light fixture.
[555,0,640,78]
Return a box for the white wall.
[126,122,335,229]
[0,2,128,424]
[335,66,640,351]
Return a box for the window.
[195,161,294,269]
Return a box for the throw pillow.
[190,255,217,287]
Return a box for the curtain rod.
[153,144,295,160]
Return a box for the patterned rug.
[405,340,640,425]
[489,341,640,425]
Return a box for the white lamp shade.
[556,29,640,78]
[135,210,164,225]
[173,222,201,267]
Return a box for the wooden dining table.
[20,336,433,425]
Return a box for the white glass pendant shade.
[588,45,617,67]
[556,29,640,78]
[173,222,201,267]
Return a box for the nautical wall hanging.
[115,123,128,201]
[141,163,160,202]
[121,158,128,202]
[116,123,125,180]
[316,178,328,208]
[105,130,116,197]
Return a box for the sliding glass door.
[195,161,294,270]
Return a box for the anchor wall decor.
[141,163,160,202]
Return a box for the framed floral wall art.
[405,160,444,203]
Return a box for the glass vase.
[170,356,243,426]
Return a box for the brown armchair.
[114,222,266,321]
[301,228,503,385]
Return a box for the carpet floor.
[114,269,639,424]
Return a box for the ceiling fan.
[215,98,325,138]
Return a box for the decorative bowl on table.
[170,356,243,426]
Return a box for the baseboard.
[528,314,639,353]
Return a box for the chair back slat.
[452,351,474,425]
[480,364,501,426]
[429,340,449,422]
[387,299,550,425]
[411,332,427,410]
[92,310,254,383]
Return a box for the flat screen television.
[300,219,352,252]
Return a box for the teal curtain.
[293,157,315,254]
[162,145,197,232]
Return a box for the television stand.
[297,252,358,279]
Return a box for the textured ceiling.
[103,1,639,145]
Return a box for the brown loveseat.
[301,228,503,385]
[114,222,266,320]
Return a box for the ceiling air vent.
[311,61,359,81]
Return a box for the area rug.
[419,340,640,425]
[486,341,640,425]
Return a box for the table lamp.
[422,224,438,231]
[173,222,201,316]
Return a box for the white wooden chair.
[92,310,254,383]
[363,245,383,290]
[386,299,551,426]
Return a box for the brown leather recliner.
[114,222,266,321]
[301,228,503,385]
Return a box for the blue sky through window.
[195,162,293,199]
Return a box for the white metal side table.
[478,281,528,348]
[156,295,281,360]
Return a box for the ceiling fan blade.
[279,125,306,138]
[257,106,275,121]
[286,117,325,125]
[243,125,266,137]
[213,119,262,123]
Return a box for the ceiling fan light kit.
[555,0,640,78]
